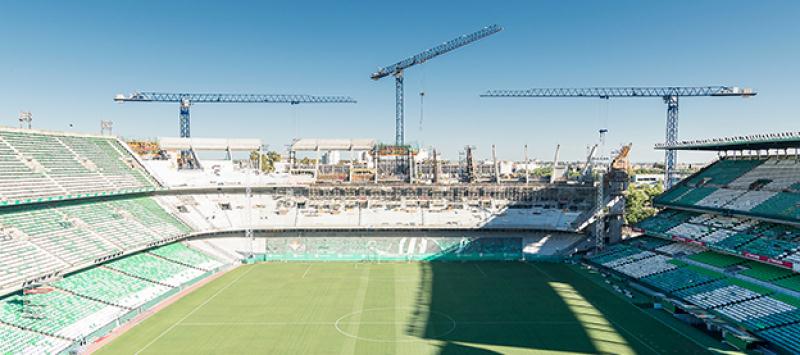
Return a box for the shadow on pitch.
[408,262,635,354]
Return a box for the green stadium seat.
[641,267,724,293]
[150,243,223,271]
[0,290,124,340]
[687,251,746,268]
[0,129,158,205]
[106,253,204,287]
[0,324,70,354]
[758,323,800,354]
[54,267,170,309]
[739,261,794,281]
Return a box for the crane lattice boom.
[115,91,356,138]
[481,85,756,188]
[371,24,503,80]
[114,92,356,104]
[372,25,502,146]
[481,86,755,98]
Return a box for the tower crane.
[371,24,502,147]
[114,92,357,138]
[481,86,756,188]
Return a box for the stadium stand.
[149,243,224,271]
[720,296,796,323]
[738,261,795,281]
[687,251,746,268]
[758,323,800,353]
[253,236,528,261]
[655,242,705,256]
[684,285,763,309]
[105,253,205,287]
[774,276,800,293]
[0,242,224,354]
[52,267,171,309]
[0,290,126,340]
[0,127,588,354]
[0,235,66,292]
[636,208,800,270]
[0,323,71,355]
[655,156,800,223]
[588,239,800,353]
[156,193,582,231]
[0,196,192,293]
[629,138,800,355]
[612,254,677,278]
[0,128,158,205]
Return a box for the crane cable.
[292,105,299,140]
[419,65,426,135]
[596,99,610,161]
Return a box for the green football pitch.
[96,262,732,354]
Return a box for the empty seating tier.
[590,235,800,354]
[0,290,124,340]
[685,159,765,187]
[149,243,223,271]
[773,276,800,293]
[0,128,159,205]
[0,237,66,290]
[655,157,800,223]
[53,267,170,309]
[655,242,705,256]
[0,196,191,293]
[739,261,795,281]
[718,296,796,323]
[642,268,724,293]
[587,245,639,265]
[620,143,800,353]
[745,308,800,330]
[0,242,224,354]
[684,285,763,309]
[0,324,71,355]
[612,255,676,279]
[636,208,800,270]
[105,253,204,287]
[687,251,746,268]
[757,323,800,354]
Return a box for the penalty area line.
[474,263,488,277]
[134,266,255,355]
[302,264,313,278]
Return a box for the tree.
[625,183,663,225]
[250,150,282,173]
[531,166,552,177]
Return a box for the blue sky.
[0,1,797,162]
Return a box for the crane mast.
[481,86,756,188]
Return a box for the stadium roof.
[291,138,376,151]
[655,131,800,151]
[158,137,262,151]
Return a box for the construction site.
[5,4,800,353]
[111,25,705,252]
